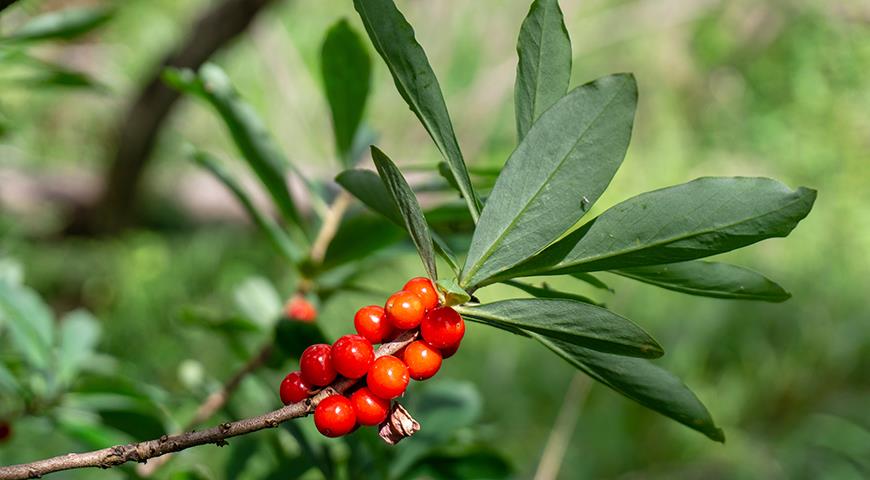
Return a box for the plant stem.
[0,332,417,480]
[533,372,592,480]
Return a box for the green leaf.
[233,277,283,330]
[165,66,304,230]
[336,168,460,272]
[193,149,302,263]
[57,310,101,385]
[461,74,637,289]
[515,0,572,140]
[503,177,817,279]
[56,410,130,449]
[570,272,613,292]
[274,320,329,360]
[321,19,371,165]
[0,282,54,369]
[371,147,438,280]
[0,363,19,394]
[354,0,482,222]
[532,334,725,442]
[456,299,662,358]
[5,6,112,42]
[502,279,602,307]
[322,214,404,269]
[436,279,470,307]
[408,448,513,480]
[614,261,791,301]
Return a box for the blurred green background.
[1,0,868,478]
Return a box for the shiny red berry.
[0,421,10,443]
[314,395,356,437]
[331,335,374,379]
[300,344,337,386]
[403,277,439,311]
[439,340,460,359]
[366,355,409,399]
[403,341,442,381]
[350,387,390,426]
[285,295,317,322]
[385,290,425,330]
[421,306,465,349]
[354,305,393,344]
[279,371,312,405]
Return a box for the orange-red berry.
[439,340,460,359]
[366,355,409,399]
[385,290,425,330]
[403,341,442,381]
[285,296,317,322]
[354,305,393,344]
[421,306,465,349]
[350,387,391,426]
[279,371,312,405]
[300,344,337,386]
[314,395,356,437]
[331,335,374,379]
[403,277,439,311]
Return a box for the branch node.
[214,439,229,447]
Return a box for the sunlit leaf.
[354,0,482,221]
[461,74,637,289]
[503,177,816,280]
[614,261,791,301]
[456,299,662,358]
[515,0,572,140]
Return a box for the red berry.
[403,341,442,381]
[0,421,10,443]
[354,305,393,344]
[331,335,374,379]
[285,295,317,322]
[403,277,439,311]
[385,291,425,330]
[421,306,465,349]
[366,355,409,399]
[350,387,390,426]
[439,340,460,359]
[300,344,337,386]
[314,395,356,437]
[279,371,311,405]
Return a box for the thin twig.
[309,191,352,264]
[135,343,274,476]
[533,373,592,480]
[0,332,418,480]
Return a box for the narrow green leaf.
[570,272,613,292]
[532,334,725,442]
[502,177,817,280]
[515,0,572,140]
[0,282,54,369]
[321,19,371,165]
[193,150,302,264]
[354,0,481,221]
[435,279,470,307]
[165,66,304,230]
[371,146,438,280]
[336,168,459,272]
[57,310,101,385]
[461,74,637,289]
[614,261,791,302]
[456,299,662,358]
[502,280,602,307]
[322,214,404,269]
[5,6,112,42]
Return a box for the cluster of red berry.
[278,277,465,438]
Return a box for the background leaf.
[532,333,725,442]
[456,299,662,358]
[57,310,101,386]
[233,277,283,330]
[614,261,791,301]
[515,0,572,140]
[4,6,112,42]
[461,74,637,289]
[371,147,438,280]
[321,19,371,166]
[0,282,55,369]
[354,0,482,221]
[504,177,817,279]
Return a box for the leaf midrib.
[519,185,811,276]
[463,79,629,286]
